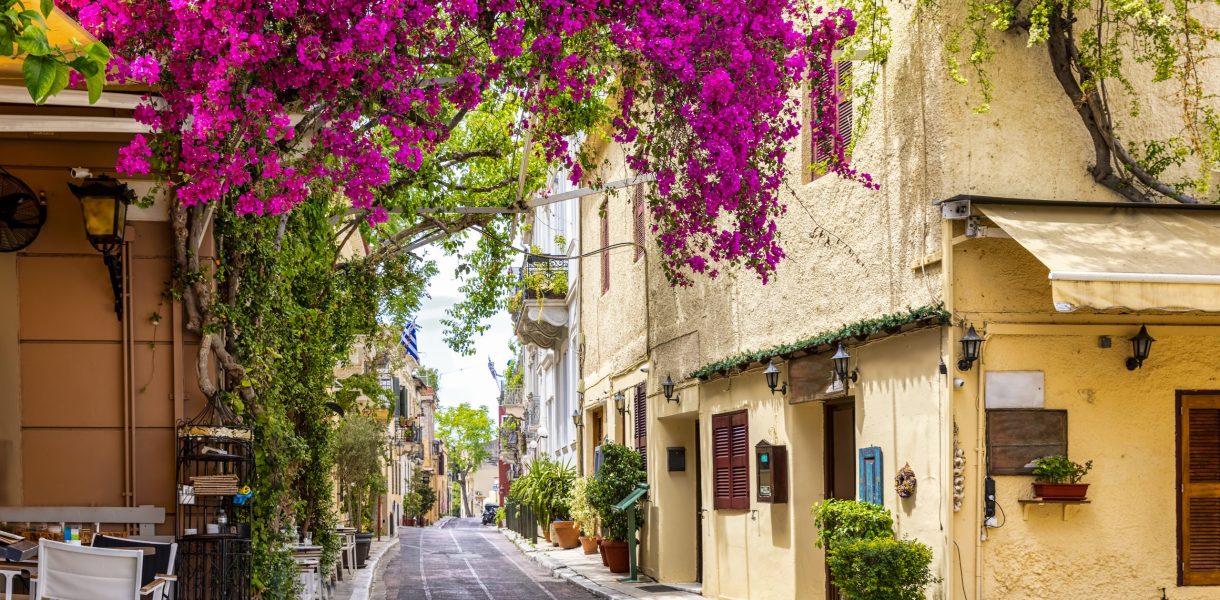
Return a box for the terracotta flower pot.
[1033,482,1089,500]
[602,540,629,573]
[553,521,581,549]
[542,523,552,543]
[578,535,599,554]
[599,539,608,566]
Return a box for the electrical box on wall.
[667,447,686,472]
[755,440,788,503]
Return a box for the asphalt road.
[381,518,599,600]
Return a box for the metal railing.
[504,499,538,544]
[518,255,568,300]
[502,386,524,407]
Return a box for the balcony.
[512,256,570,349]
[501,386,526,419]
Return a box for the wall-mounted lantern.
[831,343,858,385]
[1126,325,1154,371]
[571,409,583,429]
[763,359,788,395]
[614,391,627,416]
[957,325,983,371]
[662,374,680,403]
[68,176,133,320]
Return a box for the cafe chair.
[91,535,178,600]
[33,539,175,600]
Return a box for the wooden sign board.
[987,409,1068,475]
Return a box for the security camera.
[70,167,93,179]
[954,378,966,388]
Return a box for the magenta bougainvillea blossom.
[64,0,865,284]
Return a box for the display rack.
[176,422,253,600]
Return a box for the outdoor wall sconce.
[69,175,133,320]
[957,325,983,371]
[1127,325,1155,371]
[831,343,858,384]
[764,359,788,395]
[572,409,583,429]
[614,391,628,416]
[662,374,680,403]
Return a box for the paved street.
[382,518,599,600]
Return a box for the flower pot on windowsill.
[602,540,629,573]
[1033,482,1089,500]
[553,521,581,549]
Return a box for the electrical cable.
[953,540,970,600]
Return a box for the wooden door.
[824,400,856,600]
[1181,393,1220,585]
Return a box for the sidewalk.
[502,530,702,600]
[332,533,400,600]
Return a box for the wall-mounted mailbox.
[755,440,788,503]
[667,447,686,472]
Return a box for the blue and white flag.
[400,319,420,361]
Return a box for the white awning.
[977,203,1220,313]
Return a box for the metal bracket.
[965,217,1012,240]
[941,198,971,220]
[103,250,123,320]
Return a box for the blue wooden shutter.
[858,446,883,505]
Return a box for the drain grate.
[638,585,681,593]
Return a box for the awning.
[978,203,1220,313]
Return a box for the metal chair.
[33,539,174,600]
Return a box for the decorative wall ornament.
[953,422,966,512]
[895,463,917,498]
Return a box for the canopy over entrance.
[975,201,1220,313]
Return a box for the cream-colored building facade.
[577,3,1220,599]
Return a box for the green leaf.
[16,25,49,56]
[39,0,51,18]
[83,40,110,62]
[21,53,56,103]
[19,9,45,26]
[84,67,103,103]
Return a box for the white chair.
[33,539,173,600]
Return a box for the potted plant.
[335,414,388,568]
[569,476,601,554]
[813,499,938,600]
[508,456,576,544]
[1031,455,1093,500]
[590,442,645,573]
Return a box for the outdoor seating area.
[0,533,177,600]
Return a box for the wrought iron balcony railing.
[518,255,568,300]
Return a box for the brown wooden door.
[824,400,856,600]
[1181,393,1220,585]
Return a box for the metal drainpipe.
[121,233,135,507]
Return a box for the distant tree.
[415,366,440,392]
[436,402,496,516]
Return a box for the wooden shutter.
[713,413,732,509]
[730,411,750,509]
[634,383,647,463]
[858,446,883,505]
[633,185,646,261]
[1181,395,1220,585]
[600,212,609,293]
[810,61,853,174]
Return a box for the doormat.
[638,585,681,593]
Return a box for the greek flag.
[487,357,498,379]
[400,320,419,361]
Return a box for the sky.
[413,240,513,417]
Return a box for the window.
[634,383,647,463]
[810,60,854,177]
[633,185,646,261]
[600,212,609,293]
[1181,394,1220,585]
[712,410,749,509]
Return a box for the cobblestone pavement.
[382,517,600,600]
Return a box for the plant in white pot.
[1031,455,1093,500]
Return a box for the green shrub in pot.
[589,442,645,542]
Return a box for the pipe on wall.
[120,235,134,507]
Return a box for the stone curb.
[501,529,636,600]
[348,535,400,600]
[430,516,456,529]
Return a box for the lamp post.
[69,176,133,320]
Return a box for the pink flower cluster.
[65,0,865,282]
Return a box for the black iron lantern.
[957,325,983,371]
[763,359,788,395]
[831,343,858,384]
[572,409,582,428]
[1126,325,1155,371]
[68,176,134,320]
[662,374,679,403]
[614,391,626,415]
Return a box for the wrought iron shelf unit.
[176,429,253,600]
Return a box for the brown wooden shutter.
[836,60,853,157]
[712,413,733,509]
[633,185,645,261]
[634,383,647,463]
[600,212,609,293]
[730,411,750,509]
[1182,395,1220,585]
